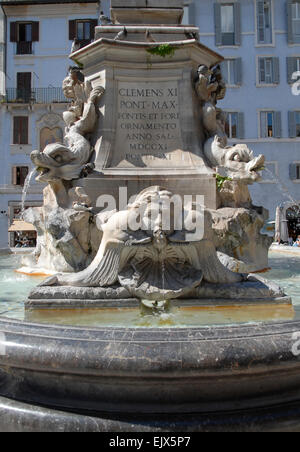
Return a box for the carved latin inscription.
[113,81,183,167]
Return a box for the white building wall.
[189,0,300,221]
[0,1,99,248]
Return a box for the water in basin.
[0,251,298,328]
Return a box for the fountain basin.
[1,316,300,431]
[0,252,299,431]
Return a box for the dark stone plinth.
[26,276,292,309]
[1,316,300,432]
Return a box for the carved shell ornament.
[40,187,243,300]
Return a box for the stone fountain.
[1,0,300,432]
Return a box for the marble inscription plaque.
[113,81,184,168]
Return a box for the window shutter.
[89,19,98,39]
[14,117,28,144]
[20,167,29,186]
[272,57,280,84]
[289,111,297,138]
[257,0,265,43]
[214,3,222,46]
[69,20,76,40]
[21,117,28,144]
[234,58,242,85]
[31,22,39,42]
[234,2,241,46]
[220,61,227,83]
[10,22,17,42]
[274,111,282,138]
[12,167,17,185]
[287,56,296,83]
[13,117,19,144]
[260,112,267,137]
[287,0,294,44]
[17,72,31,91]
[259,57,265,83]
[237,112,245,139]
[289,163,298,180]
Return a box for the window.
[256,0,273,45]
[290,163,300,180]
[224,112,244,139]
[288,111,300,137]
[287,56,300,83]
[225,112,238,138]
[292,2,300,38]
[10,21,39,54]
[214,2,241,47]
[77,21,91,41]
[16,72,32,102]
[296,112,300,136]
[258,57,280,84]
[221,4,235,45]
[13,117,29,144]
[288,1,300,44]
[69,19,98,48]
[12,166,29,186]
[221,58,242,85]
[260,111,281,138]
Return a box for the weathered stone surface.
[110,0,184,25]
[193,274,287,301]
[0,316,300,431]
[211,206,272,273]
[217,180,252,209]
[31,74,104,184]
[2,395,300,432]
[26,275,291,309]
[28,285,132,301]
[22,184,101,273]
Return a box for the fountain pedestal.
[1,0,298,433]
[73,40,221,209]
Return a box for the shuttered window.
[289,163,300,180]
[221,58,242,85]
[258,57,280,84]
[12,166,29,186]
[214,2,241,46]
[69,19,98,42]
[225,112,244,139]
[288,1,300,44]
[13,117,29,145]
[10,21,39,54]
[287,56,300,83]
[17,72,32,102]
[260,111,282,138]
[288,111,300,137]
[256,0,273,44]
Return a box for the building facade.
[0,0,299,247]
[0,0,99,248]
[187,0,300,234]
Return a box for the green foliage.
[215,173,233,190]
[147,44,177,58]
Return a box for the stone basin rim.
[1,314,300,335]
[1,315,300,337]
[1,316,300,415]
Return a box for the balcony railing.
[5,88,69,104]
[16,41,33,55]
